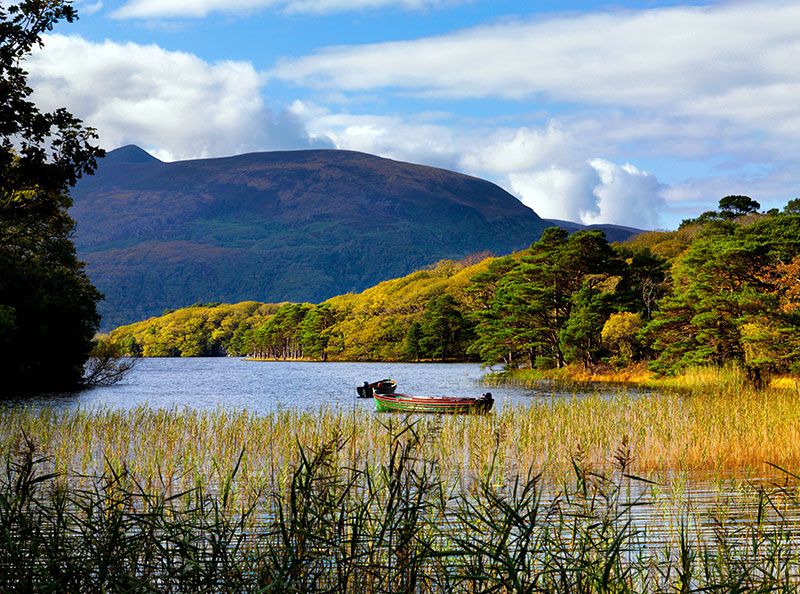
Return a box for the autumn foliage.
[108,198,800,384]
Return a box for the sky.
[22,0,800,229]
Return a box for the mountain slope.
[72,147,553,328]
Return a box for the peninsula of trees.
[108,197,800,384]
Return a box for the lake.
[5,357,800,566]
[7,358,642,413]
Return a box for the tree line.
[1,1,105,395]
[109,197,800,384]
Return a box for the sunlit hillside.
[108,256,493,361]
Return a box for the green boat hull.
[374,393,493,414]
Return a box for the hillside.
[72,146,644,329]
[72,146,554,328]
[106,257,491,360]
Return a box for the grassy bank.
[485,363,800,393]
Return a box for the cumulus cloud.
[585,160,665,228]
[460,123,579,175]
[295,102,667,226]
[273,1,800,140]
[26,35,326,160]
[292,100,462,168]
[509,166,601,222]
[113,0,468,19]
[507,160,665,229]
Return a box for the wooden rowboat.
[374,392,494,414]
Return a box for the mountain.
[543,219,645,244]
[70,147,543,328]
[71,146,643,329]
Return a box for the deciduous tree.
[1,1,105,394]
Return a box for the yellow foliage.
[624,226,700,260]
[109,257,494,360]
[601,312,643,364]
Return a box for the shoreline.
[484,363,800,392]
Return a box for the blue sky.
[25,0,800,228]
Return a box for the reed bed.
[3,381,800,502]
[3,417,800,592]
[5,377,800,590]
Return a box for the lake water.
[6,357,800,560]
[7,358,644,414]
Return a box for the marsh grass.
[3,422,800,592]
[4,379,800,499]
[5,379,800,590]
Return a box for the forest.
[108,196,800,383]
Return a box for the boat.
[374,392,494,414]
[356,378,398,398]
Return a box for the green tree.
[718,195,760,217]
[512,229,618,367]
[784,198,800,214]
[467,228,619,369]
[645,214,800,380]
[299,304,336,360]
[418,294,473,360]
[560,277,617,369]
[0,1,104,394]
[250,303,312,359]
[403,322,424,362]
[466,256,528,367]
[613,246,668,320]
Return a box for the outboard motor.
[357,381,374,398]
[479,392,494,403]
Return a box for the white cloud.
[77,0,104,15]
[293,101,461,168]
[273,1,800,139]
[460,123,578,175]
[585,160,665,228]
[506,161,665,228]
[509,165,601,222]
[26,34,326,160]
[296,102,667,226]
[113,0,468,19]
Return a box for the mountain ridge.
[71,146,643,329]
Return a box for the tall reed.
[3,422,800,592]
[4,381,800,501]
